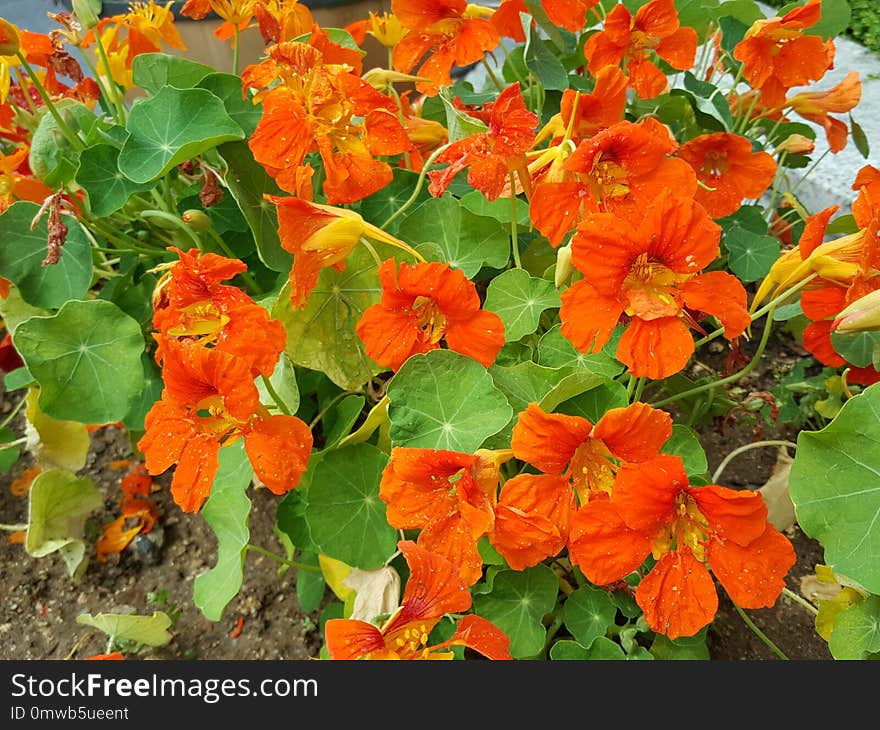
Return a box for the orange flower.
[530,116,696,247]
[732,0,834,108]
[583,0,697,99]
[87,1,186,70]
[560,192,750,379]
[489,0,528,42]
[356,259,505,371]
[488,401,671,569]
[380,447,509,585]
[569,454,796,639]
[96,463,158,562]
[346,11,407,48]
[787,71,861,154]
[542,0,601,34]
[252,0,315,44]
[427,82,537,201]
[324,540,511,659]
[180,0,256,25]
[391,0,500,95]
[246,41,410,203]
[0,145,52,213]
[268,196,421,309]
[677,132,777,219]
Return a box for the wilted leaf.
[757,447,796,532]
[76,610,173,647]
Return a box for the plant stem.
[733,603,788,660]
[245,544,321,572]
[233,24,241,76]
[632,377,646,403]
[94,32,127,123]
[308,391,349,430]
[509,172,522,269]
[481,56,504,92]
[0,395,27,431]
[650,307,776,409]
[381,142,452,229]
[0,437,27,450]
[781,586,819,616]
[15,53,83,150]
[260,375,291,416]
[141,210,204,249]
[711,440,798,483]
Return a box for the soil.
[0,322,834,662]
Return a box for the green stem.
[509,171,522,269]
[260,374,292,416]
[650,307,776,409]
[733,603,788,660]
[711,439,798,483]
[782,586,819,616]
[77,46,118,121]
[141,210,203,249]
[632,377,646,403]
[233,24,241,76]
[204,228,262,296]
[789,148,831,197]
[481,56,504,93]
[15,52,84,150]
[309,391,349,430]
[0,523,28,531]
[0,395,27,431]
[381,142,452,229]
[0,437,27,450]
[93,32,127,123]
[542,607,565,658]
[245,544,321,573]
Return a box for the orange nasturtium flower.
[487,401,672,570]
[391,0,500,96]
[787,71,862,154]
[379,447,512,585]
[560,192,751,379]
[568,454,796,639]
[245,41,410,203]
[0,146,52,213]
[87,1,186,71]
[427,82,538,201]
[583,0,697,99]
[324,540,512,659]
[677,132,777,219]
[530,116,697,247]
[732,0,834,109]
[356,259,506,372]
[346,11,407,48]
[268,195,422,309]
[541,0,601,34]
[251,0,315,45]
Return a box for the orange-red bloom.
[428,82,537,201]
[559,191,750,379]
[251,0,315,44]
[787,71,862,154]
[324,540,512,659]
[583,0,697,99]
[530,116,696,247]
[542,0,601,34]
[732,0,834,108]
[356,259,505,371]
[569,454,796,639]
[489,401,672,570]
[391,0,500,95]
[380,447,510,585]
[677,132,777,219]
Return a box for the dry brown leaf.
[757,446,795,532]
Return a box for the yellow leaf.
[319,554,354,602]
[24,388,90,472]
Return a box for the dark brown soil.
[0,322,834,661]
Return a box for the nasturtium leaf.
[549,640,592,660]
[826,213,858,237]
[714,0,764,25]
[28,100,97,187]
[563,585,618,649]
[460,189,530,227]
[650,627,711,659]
[537,324,624,377]
[14,300,146,425]
[358,168,428,234]
[5,367,35,392]
[724,224,781,282]
[830,329,880,369]
[256,352,300,418]
[218,142,290,272]
[438,87,488,142]
[193,442,253,622]
[484,269,561,342]
[0,427,20,472]
[0,202,93,309]
[555,379,630,423]
[398,196,510,278]
[122,354,162,434]
[196,73,262,137]
[76,144,155,217]
[790,383,880,593]
[276,480,319,553]
[674,72,733,132]
[718,204,769,235]
[119,86,244,183]
[387,350,513,452]
[304,444,397,570]
[828,595,880,660]
[661,424,709,478]
[131,52,215,94]
[24,389,90,472]
[811,0,852,41]
[76,611,173,647]
[322,395,366,449]
[25,468,102,579]
[473,565,559,659]
[523,13,569,91]
[271,246,382,391]
[850,115,870,160]
[675,0,721,39]
[295,551,327,613]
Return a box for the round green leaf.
[132,52,214,94]
[304,444,396,570]
[537,324,623,377]
[828,595,880,660]
[460,189,530,226]
[830,329,880,369]
[193,442,253,622]
[649,628,710,659]
[660,424,709,478]
[484,268,561,342]
[387,349,513,452]
[789,382,880,593]
[119,86,244,183]
[724,224,781,283]
[563,585,618,648]
[0,202,93,309]
[197,73,263,136]
[13,299,146,424]
[472,565,559,659]
[76,611,173,647]
[76,144,156,217]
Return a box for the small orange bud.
[775,134,815,156]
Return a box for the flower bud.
[555,243,573,289]
[832,289,880,333]
[182,209,212,232]
[775,134,815,156]
[72,0,102,30]
[0,18,21,56]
